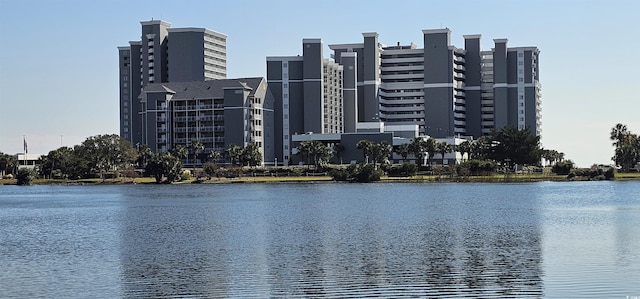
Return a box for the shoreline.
[2,172,639,186]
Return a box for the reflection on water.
[1,182,639,298]
[117,184,544,298]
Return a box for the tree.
[424,138,437,165]
[136,144,154,169]
[610,123,640,172]
[207,150,222,165]
[38,146,74,179]
[356,140,375,163]
[297,141,312,166]
[226,144,243,166]
[16,168,36,186]
[409,137,426,165]
[610,123,631,148]
[552,160,574,175]
[297,140,331,169]
[435,142,452,165]
[371,141,392,167]
[395,143,411,163]
[457,140,472,162]
[171,145,188,162]
[145,152,183,183]
[187,140,205,167]
[0,152,18,176]
[470,136,491,160]
[75,134,137,179]
[240,142,262,167]
[332,143,345,164]
[488,126,542,167]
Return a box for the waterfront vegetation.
[1,125,639,185]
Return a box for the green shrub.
[328,168,350,181]
[459,160,497,176]
[16,168,36,186]
[329,163,383,182]
[386,163,418,177]
[202,162,218,178]
[354,164,383,183]
[552,160,574,175]
[604,167,616,180]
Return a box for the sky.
[0,0,638,167]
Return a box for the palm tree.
[371,141,392,167]
[136,144,154,168]
[207,150,222,164]
[395,143,411,163]
[356,140,374,163]
[457,140,472,162]
[610,123,630,148]
[226,144,243,166]
[424,138,437,165]
[298,140,331,169]
[297,141,311,166]
[187,140,205,168]
[409,137,426,165]
[171,145,188,162]
[435,141,452,165]
[241,142,262,167]
[332,143,345,164]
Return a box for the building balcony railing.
[174,105,198,111]
[156,139,167,144]
[174,116,198,122]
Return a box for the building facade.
[118,20,227,146]
[266,39,350,165]
[329,29,541,139]
[138,78,274,166]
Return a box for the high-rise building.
[266,39,350,165]
[118,20,227,145]
[329,29,541,138]
[138,78,275,166]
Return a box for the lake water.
[0,181,639,298]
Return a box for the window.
[283,83,288,88]
[518,77,523,82]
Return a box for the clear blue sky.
[1,0,638,167]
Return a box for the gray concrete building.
[329,29,541,139]
[267,39,349,165]
[118,20,227,146]
[138,78,274,166]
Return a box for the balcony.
[481,106,494,112]
[174,105,198,111]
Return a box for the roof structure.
[141,77,264,99]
